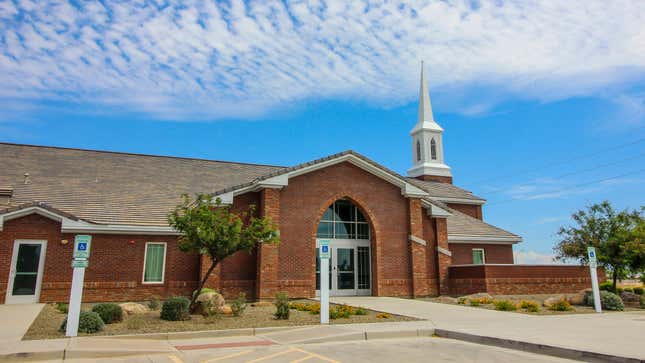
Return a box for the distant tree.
[554,201,644,291]
[168,194,279,312]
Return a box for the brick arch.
[309,192,383,296]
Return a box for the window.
[472,248,485,265]
[316,199,369,239]
[143,242,166,283]
[430,138,437,160]
[416,140,421,161]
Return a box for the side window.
[430,138,437,160]
[143,242,166,283]
[472,248,485,265]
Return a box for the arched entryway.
[315,199,372,296]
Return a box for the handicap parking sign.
[319,239,331,259]
[73,235,92,259]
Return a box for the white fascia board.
[0,206,65,231]
[257,174,289,188]
[429,197,486,205]
[448,235,522,244]
[62,221,180,235]
[216,191,235,205]
[421,200,452,217]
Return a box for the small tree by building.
[554,201,644,291]
[168,194,279,312]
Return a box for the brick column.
[256,188,281,299]
[408,198,430,297]
[435,218,452,295]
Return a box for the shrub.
[126,316,145,330]
[59,311,104,334]
[354,307,368,315]
[148,298,160,310]
[305,303,321,315]
[623,287,634,293]
[91,303,123,324]
[231,293,247,317]
[329,307,351,319]
[376,312,391,319]
[600,291,624,311]
[519,300,539,312]
[469,299,480,307]
[474,297,493,305]
[549,299,573,311]
[161,297,191,321]
[337,304,355,315]
[634,287,644,295]
[457,297,467,305]
[599,281,613,292]
[274,292,290,320]
[55,303,68,314]
[493,300,517,311]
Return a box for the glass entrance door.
[316,239,370,296]
[6,240,47,304]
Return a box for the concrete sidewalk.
[331,296,645,361]
[0,303,44,343]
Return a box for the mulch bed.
[23,301,417,340]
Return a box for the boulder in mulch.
[195,292,225,316]
[460,292,493,301]
[119,302,149,315]
[567,289,590,305]
[543,295,567,308]
[435,296,458,304]
[620,291,641,308]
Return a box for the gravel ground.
[23,302,417,340]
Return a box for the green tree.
[169,194,279,311]
[554,201,644,291]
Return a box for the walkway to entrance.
[0,303,44,343]
[330,296,645,360]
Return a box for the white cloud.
[514,250,575,265]
[1,0,645,120]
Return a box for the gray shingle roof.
[446,207,521,241]
[407,178,485,202]
[0,143,284,226]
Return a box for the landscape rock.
[460,292,493,301]
[221,304,233,314]
[543,295,567,308]
[195,292,225,315]
[119,302,149,315]
[620,292,641,308]
[567,290,589,305]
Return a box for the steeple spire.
[418,60,434,123]
[407,61,452,183]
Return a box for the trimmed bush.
[469,299,480,307]
[161,297,191,321]
[91,303,123,324]
[274,292,290,320]
[354,307,368,315]
[519,300,540,312]
[376,312,391,319]
[623,287,634,293]
[457,297,467,305]
[329,307,351,319]
[59,311,104,334]
[493,300,517,311]
[231,293,247,317]
[584,290,625,310]
[55,303,68,314]
[634,287,644,295]
[549,299,573,311]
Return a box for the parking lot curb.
[433,328,643,363]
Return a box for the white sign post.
[66,235,92,337]
[588,246,602,313]
[319,239,330,324]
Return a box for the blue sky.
[1,1,644,263]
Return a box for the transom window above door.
[317,199,369,239]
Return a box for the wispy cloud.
[502,176,642,201]
[514,250,576,265]
[1,1,645,120]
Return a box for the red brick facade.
[449,243,514,265]
[415,175,453,184]
[1,160,594,303]
[448,265,606,295]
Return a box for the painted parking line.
[292,348,339,363]
[244,348,298,363]
[168,355,187,363]
[201,349,254,363]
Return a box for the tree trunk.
[612,270,618,292]
[190,259,218,313]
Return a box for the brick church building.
[0,67,597,304]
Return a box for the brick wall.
[448,265,607,296]
[446,203,482,220]
[449,243,514,265]
[1,214,199,303]
[415,175,453,184]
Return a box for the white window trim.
[472,248,486,265]
[142,242,167,284]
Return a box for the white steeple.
[407,61,452,181]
